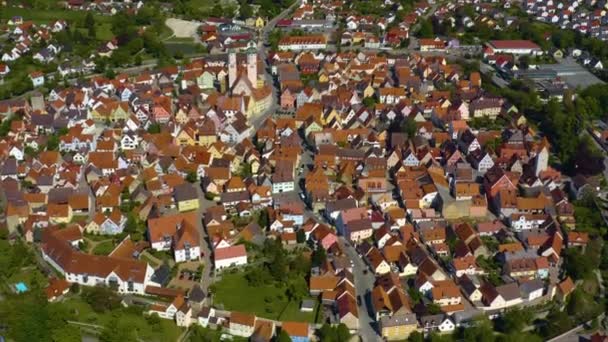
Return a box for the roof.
[42,230,149,283]
[281,321,309,337]
[489,40,541,50]
[214,244,247,260]
[231,311,256,327]
[147,212,198,244]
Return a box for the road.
[340,237,381,341]
[247,0,301,132]
[194,181,214,297]
[288,131,381,340]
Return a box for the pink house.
[311,224,338,250]
[280,88,296,109]
[153,105,171,123]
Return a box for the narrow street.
[194,180,215,296]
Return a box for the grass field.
[92,240,117,256]
[213,272,320,323]
[1,6,112,24]
[62,297,183,341]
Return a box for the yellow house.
[175,108,189,124]
[91,102,130,122]
[305,119,323,136]
[175,184,200,212]
[178,198,199,212]
[318,72,329,83]
[363,83,375,98]
[381,319,419,341]
[255,17,265,29]
[321,108,338,126]
[197,133,217,146]
[175,127,197,146]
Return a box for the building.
[278,35,327,51]
[41,230,154,294]
[147,213,201,263]
[173,183,199,212]
[214,244,248,269]
[229,312,256,337]
[485,40,543,56]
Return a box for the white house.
[509,213,546,231]
[29,71,45,87]
[42,231,155,295]
[214,244,248,270]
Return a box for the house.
[272,160,295,193]
[214,244,248,269]
[281,321,310,342]
[278,35,327,51]
[173,183,199,212]
[485,40,543,56]
[337,294,359,331]
[337,207,373,243]
[147,213,201,263]
[29,71,45,87]
[45,277,71,302]
[420,314,455,334]
[419,38,446,52]
[41,229,154,294]
[229,312,256,337]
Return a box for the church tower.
[228,50,237,89]
[247,47,257,89]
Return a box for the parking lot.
[538,57,604,88]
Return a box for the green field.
[213,272,320,323]
[1,6,112,24]
[92,240,117,256]
[62,297,183,341]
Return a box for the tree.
[362,96,377,108]
[408,331,425,342]
[257,209,269,229]
[498,308,534,333]
[286,277,307,302]
[84,12,96,38]
[418,18,434,38]
[186,171,198,183]
[124,213,139,235]
[147,123,162,134]
[296,229,306,243]
[277,329,291,342]
[239,0,254,19]
[46,135,60,151]
[81,286,122,313]
[311,244,327,267]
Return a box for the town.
[1,0,608,342]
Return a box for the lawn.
[140,253,161,268]
[1,6,112,24]
[62,297,183,341]
[213,272,320,323]
[92,240,117,256]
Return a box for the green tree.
[239,0,254,19]
[277,329,291,342]
[147,123,162,134]
[408,331,425,342]
[296,229,306,243]
[81,286,122,313]
[311,244,327,267]
[186,171,199,183]
[418,18,434,38]
[85,12,96,38]
[362,96,377,108]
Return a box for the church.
[227,42,273,118]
